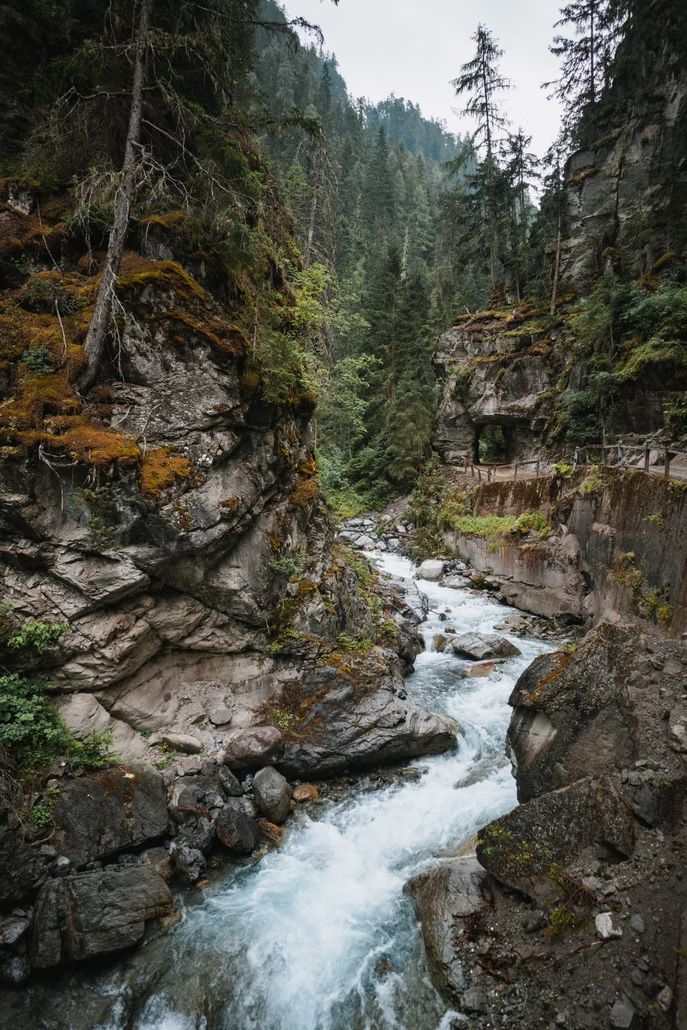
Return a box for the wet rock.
[252,767,291,825]
[215,800,258,854]
[0,955,31,987]
[30,867,175,969]
[417,560,445,582]
[51,768,168,867]
[169,843,205,884]
[461,660,498,679]
[257,818,284,845]
[451,633,521,661]
[292,783,319,803]
[223,726,284,772]
[408,856,490,1001]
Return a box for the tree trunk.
[80,0,152,392]
[550,216,562,316]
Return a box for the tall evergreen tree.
[452,24,511,293]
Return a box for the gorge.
[0,1,686,1028]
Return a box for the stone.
[169,843,206,884]
[209,707,234,727]
[656,986,673,1012]
[252,766,291,825]
[451,633,521,661]
[417,560,445,582]
[629,914,645,934]
[462,987,487,1013]
[223,726,284,771]
[30,867,175,969]
[609,997,636,1029]
[215,801,258,854]
[257,818,284,845]
[278,664,457,779]
[292,783,319,803]
[408,856,490,1001]
[0,915,30,946]
[176,756,202,776]
[139,847,173,881]
[595,912,623,940]
[51,768,168,867]
[0,955,31,987]
[155,732,203,754]
[217,766,243,797]
[54,693,148,762]
[461,660,497,679]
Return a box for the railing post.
[513,462,518,481]
[535,460,540,478]
[665,448,672,479]
[644,448,650,473]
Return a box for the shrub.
[269,553,308,577]
[22,345,55,376]
[513,512,549,536]
[0,674,69,769]
[5,617,68,656]
[67,730,116,771]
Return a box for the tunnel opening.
[475,424,512,465]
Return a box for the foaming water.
[12,554,552,1030]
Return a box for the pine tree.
[452,24,511,293]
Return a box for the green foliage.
[269,552,308,577]
[580,465,608,495]
[5,617,68,656]
[554,461,574,477]
[547,905,586,939]
[513,512,550,536]
[335,633,374,657]
[19,276,82,315]
[21,345,55,376]
[28,786,61,828]
[0,674,69,769]
[67,730,116,771]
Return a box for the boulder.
[169,843,206,884]
[476,777,635,902]
[278,664,457,778]
[507,624,638,802]
[461,660,498,678]
[257,818,284,845]
[408,856,491,1001]
[51,768,168,867]
[252,767,291,825]
[417,560,445,582]
[215,800,258,854]
[152,732,203,754]
[223,726,284,771]
[451,633,521,661]
[30,867,175,969]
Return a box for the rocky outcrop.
[411,623,687,1029]
[30,866,175,969]
[435,468,687,634]
[433,312,565,465]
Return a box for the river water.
[5,553,551,1030]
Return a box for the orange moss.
[118,253,210,303]
[290,476,319,509]
[58,426,141,467]
[140,447,193,496]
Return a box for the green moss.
[547,906,586,938]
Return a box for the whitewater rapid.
[10,553,552,1030]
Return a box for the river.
[4,553,552,1030]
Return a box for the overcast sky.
[282,0,564,157]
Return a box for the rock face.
[50,768,169,867]
[30,867,175,969]
[411,623,687,1029]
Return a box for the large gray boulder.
[451,633,521,661]
[223,726,284,771]
[408,856,491,1001]
[30,867,175,969]
[277,663,457,778]
[252,767,291,825]
[51,768,169,867]
[417,560,445,582]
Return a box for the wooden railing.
[462,443,687,484]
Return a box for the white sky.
[282,0,564,157]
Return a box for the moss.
[290,475,320,509]
[547,905,586,938]
[140,447,193,496]
[117,254,210,302]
